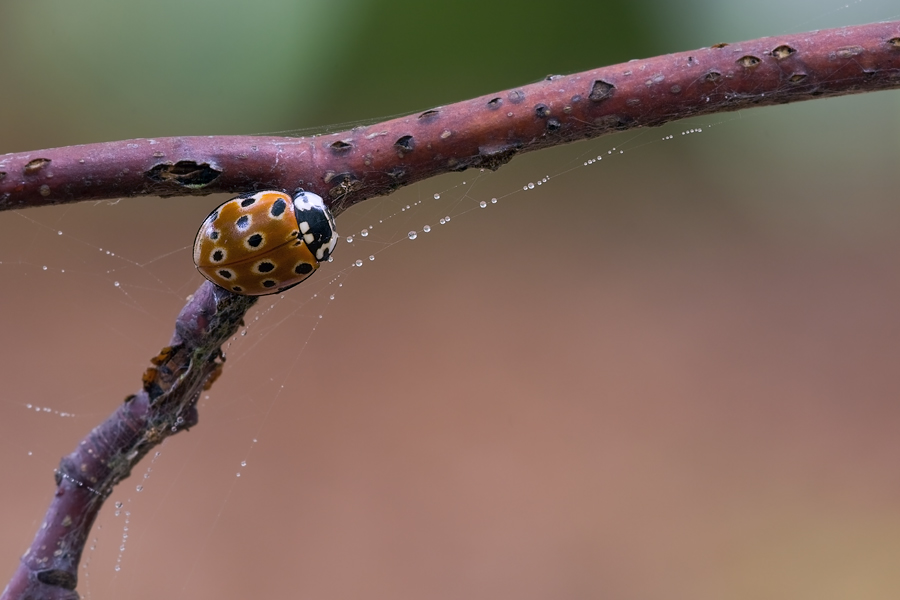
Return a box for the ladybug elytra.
[192,190,337,296]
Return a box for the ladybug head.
[292,190,338,262]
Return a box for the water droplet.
[491,198,497,204]
[355,259,363,267]
[346,236,354,243]
[328,256,333,262]
[241,461,246,467]
[433,193,440,200]
[369,255,375,261]
[57,231,63,235]
[115,565,121,572]
[329,294,335,300]
[42,266,47,271]
[114,281,120,287]
[423,225,431,233]
[136,485,142,492]
[360,229,368,237]
[236,472,241,477]
[240,330,247,336]
[479,201,487,208]
[408,231,417,240]
[253,438,258,443]
[444,216,451,222]
[528,182,535,189]
[439,218,446,225]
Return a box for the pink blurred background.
[2,1,900,599]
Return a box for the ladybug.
[192,190,337,296]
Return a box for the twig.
[3,20,900,600]
[1,22,899,218]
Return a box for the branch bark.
[2,22,899,218]
[3,20,900,600]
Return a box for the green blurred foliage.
[306,0,663,123]
[0,0,657,151]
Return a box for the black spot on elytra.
[212,249,224,262]
[209,230,220,240]
[262,280,277,288]
[236,215,249,229]
[270,198,287,217]
[257,261,275,273]
[247,233,263,248]
[232,286,243,292]
[218,269,233,279]
[240,197,256,208]
[295,262,314,275]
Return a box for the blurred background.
[2,1,900,599]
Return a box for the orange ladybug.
[193,190,337,296]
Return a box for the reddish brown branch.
[2,21,899,218]
[1,283,255,600]
[4,20,900,600]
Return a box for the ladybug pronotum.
[193,190,337,296]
